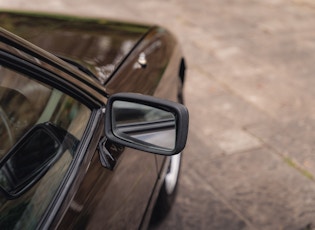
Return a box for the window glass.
[0,65,91,229]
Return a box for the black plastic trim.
[105,93,189,156]
[0,49,99,109]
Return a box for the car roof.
[0,11,151,84]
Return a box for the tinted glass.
[0,66,91,229]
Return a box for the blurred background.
[2,0,315,229]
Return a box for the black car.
[0,11,188,229]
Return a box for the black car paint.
[0,11,150,84]
[0,11,186,229]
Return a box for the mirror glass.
[112,101,176,151]
[0,125,67,198]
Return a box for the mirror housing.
[105,93,189,156]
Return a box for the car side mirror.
[105,93,189,156]
[0,122,78,199]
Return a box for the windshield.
[0,65,91,229]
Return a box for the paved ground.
[3,0,315,229]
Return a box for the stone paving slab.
[247,118,315,179]
[195,148,315,229]
[150,129,252,230]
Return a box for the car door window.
[0,65,91,229]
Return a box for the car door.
[57,139,158,229]
[0,35,157,230]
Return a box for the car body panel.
[0,11,186,230]
[0,11,150,85]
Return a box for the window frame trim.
[0,49,105,229]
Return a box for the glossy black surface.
[0,11,186,230]
[0,11,150,84]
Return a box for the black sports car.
[0,11,188,229]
